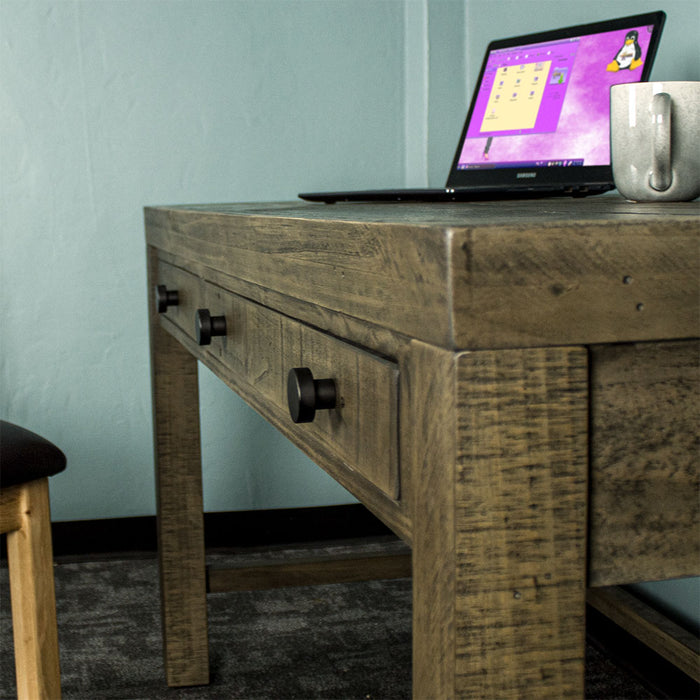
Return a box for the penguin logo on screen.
[607,30,643,72]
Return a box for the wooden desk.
[145,197,699,698]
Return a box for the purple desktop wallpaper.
[457,24,654,169]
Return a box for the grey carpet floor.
[1,540,659,699]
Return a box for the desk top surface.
[147,195,699,229]
[145,196,698,350]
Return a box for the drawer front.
[155,260,400,501]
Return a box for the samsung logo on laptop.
[516,172,537,179]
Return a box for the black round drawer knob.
[155,285,179,313]
[195,309,226,345]
[287,367,337,424]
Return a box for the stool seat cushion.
[0,421,67,488]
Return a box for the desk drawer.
[155,260,400,501]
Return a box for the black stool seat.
[0,420,67,488]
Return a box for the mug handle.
[649,92,672,192]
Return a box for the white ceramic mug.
[610,81,700,202]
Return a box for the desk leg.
[407,342,588,699]
[148,250,209,687]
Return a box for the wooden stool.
[1,421,65,699]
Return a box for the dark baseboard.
[0,503,394,559]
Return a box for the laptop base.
[299,184,613,204]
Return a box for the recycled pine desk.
[145,197,699,698]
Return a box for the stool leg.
[6,478,61,700]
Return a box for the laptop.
[299,11,665,203]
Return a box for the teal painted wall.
[2,0,697,627]
[1,0,409,519]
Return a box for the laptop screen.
[447,12,665,190]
